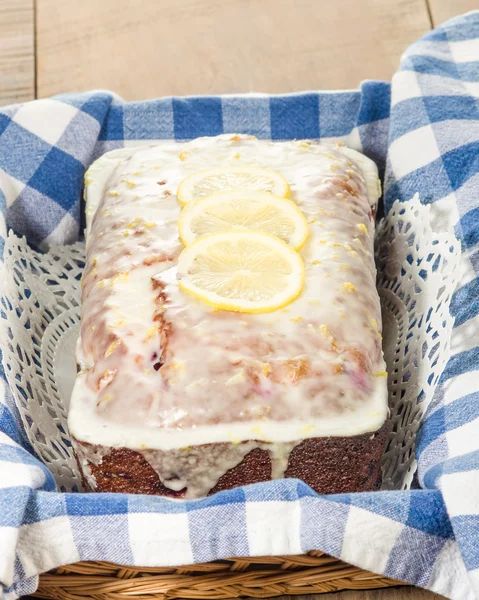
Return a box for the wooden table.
[1,0,477,105]
[1,1,473,598]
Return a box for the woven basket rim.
[34,553,406,600]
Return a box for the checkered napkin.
[1,11,479,600]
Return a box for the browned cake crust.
[74,423,388,497]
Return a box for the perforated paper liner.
[0,196,460,492]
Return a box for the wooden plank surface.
[36,0,431,99]
[0,0,34,106]
[428,0,478,26]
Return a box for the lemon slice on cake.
[178,190,308,250]
[177,166,290,205]
[177,231,304,313]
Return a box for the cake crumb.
[226,370,246,386]
[110,272,129,286]
[320,324,339,351]
[105,339,122,357]
[110,319,125,328]
[97,394,111,407]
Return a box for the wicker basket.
[34,552,404,599]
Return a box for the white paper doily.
[375,198,460,489]
[0,241,85,491]
[0,195,461,492]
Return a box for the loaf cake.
[69,134,388,499]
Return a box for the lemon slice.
[177,231,304,313]
[178,190,308,250]
[177,166,290,205]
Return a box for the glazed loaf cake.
[69,134,388,498]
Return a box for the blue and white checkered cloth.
[1,11,479,600]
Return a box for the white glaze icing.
[73,438,298,499]
[69,135,388,457]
